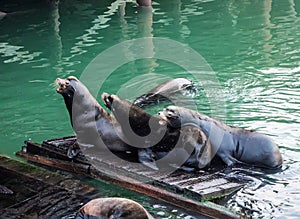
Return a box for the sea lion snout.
[158,106,181,127]
[158,106,180,119]
[55,76,79,94]
[55,78,69,93]
[157,111,168,126]
[101,93,115,110]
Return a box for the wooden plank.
[199,182,243,199]
[15,137,249,219]
[90,166,239,219]
[31,136,245,200]
[0,155,98,218]
[16,152,238,219]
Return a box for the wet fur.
[102,94,212,170]
[159,106,283,169]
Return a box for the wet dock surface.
[15,136,250,218]
[0,155,99,218]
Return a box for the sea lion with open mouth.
[56,76,200,167]
[102,93,212,170]
[158,106,283,169]
[56,76,134,158]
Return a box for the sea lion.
[56,76,196,163]
[133,78,193,108]
[158,106,283,169]
[102,93,212,170]
[56,76,134,158]
[76,197,154,219]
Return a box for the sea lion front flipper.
[67,142,81,159]
[219,153,241,167]
[138,149,159,170]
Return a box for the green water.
[1,0,300,218]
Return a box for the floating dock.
[0,155,98,218]
[15,136,249,218]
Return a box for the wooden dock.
[0,155,99,218]
[16,136,249,219]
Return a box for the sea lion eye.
[168,112,174,117]
[167,108,175,113]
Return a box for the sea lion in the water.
[158,106,283,169]
[133,78,193,108]
[76,197,154,219]
[102,93,212,170]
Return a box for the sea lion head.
[77,197,154,219]
[55,76,80,98]
[56,76,96,107]
[101,93,167,146]
[158,106,182,128]
[56,76,81,117]
[101,92,164,129]
[101,92,154,125]
[101,92,115,111]
[55,76,100,123]
[158,106,199,129]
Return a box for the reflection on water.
[1,0,300,217]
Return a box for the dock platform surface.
[0,155,98,218]
[16,136,249,218]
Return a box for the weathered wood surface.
[0,155,99,218]
[17,136,248,219]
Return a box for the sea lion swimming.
[133,78,193,107]
[158,106,283,169]
[102,93,212,170]
[76,197,154,219]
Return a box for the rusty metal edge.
[16,151,239,219]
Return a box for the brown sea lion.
[76,197,154,219]
[102,93,212,170]
[158,106,283,169]
[56,76,197,166]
